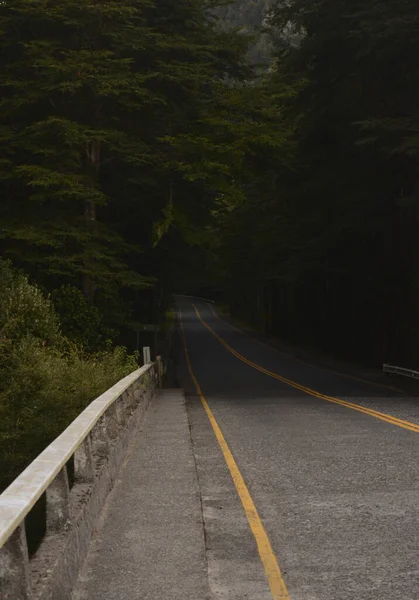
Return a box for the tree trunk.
[83,140,101,305]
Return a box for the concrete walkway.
[72,389,210,600]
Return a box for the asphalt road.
[175,298,419,600]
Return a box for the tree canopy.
[0,0,249,329]
[210,0,419,368]
[2,0,419,368]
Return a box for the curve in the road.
[192,304,419,434]
[207,303,405,395]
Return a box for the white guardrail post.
[143,345,151,365]
[0,363,157,600]
[46,467,71,533]
[0,523,32,599]
[74,435,94,483]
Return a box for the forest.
[1,0,419,488]
[214,0,419,370]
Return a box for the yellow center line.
[207,303,405,395]
[193,304,419,434]
[179,308,290,600]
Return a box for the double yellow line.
[207,303,405,395]
[179,308,290,600]
[192,303,419,434]
[180,302,419,600]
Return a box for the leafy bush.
[0,260,138,491]
[52,285,117,352]
[0,260,61,344]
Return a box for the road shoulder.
[72,389,211,600]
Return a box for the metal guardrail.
[0,355,159,600]
[383,364,419,380]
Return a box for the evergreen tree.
[213,0,419,366]
[0,0,250,330]
[0,0,156,304]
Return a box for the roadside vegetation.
[0,260,137,491]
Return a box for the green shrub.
[52,285,116,351]
[0,260,138,491]
[0,260,61,345]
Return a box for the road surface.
[176,298,419,600]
